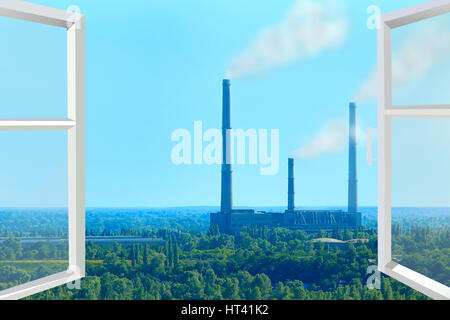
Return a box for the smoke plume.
[226,0,348,79]
[291,119,365,159]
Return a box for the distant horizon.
[1,205,450,210]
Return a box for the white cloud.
[226,0,348,79]
[353,21,450,102]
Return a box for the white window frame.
[378,0,450,300]
[0,1,85,300]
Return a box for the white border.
[378,0,450,300]
[0,1,85,300]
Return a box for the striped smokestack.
[288,158,295,212]
[348,102,358,213]
[221,79,233,214]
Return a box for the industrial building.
[210,79,362,234]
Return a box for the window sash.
[378,0,450,300]
[0,1,85,300]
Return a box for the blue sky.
[0,0,449,208]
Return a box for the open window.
[378,0,450,300]
[0,1,85,300]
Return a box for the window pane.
[0,131,68,291]
[391,14,450,106]
[391,118,450,286]
[0,17,66,118]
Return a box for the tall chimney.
[348,102,358,213]
[288,158,295,212]
[221,79,233,214]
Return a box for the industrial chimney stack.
[220,79,233,215]
[288,158,295,212]
[348,102,358,213]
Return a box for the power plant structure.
[210,79,362,234]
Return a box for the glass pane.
[391,14,450,106]
[0,17,67,118]
[0,131,68,291]
[391,118,450,286]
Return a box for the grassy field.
[0,259,125,290]
[0,260,68,275]
[0,259,130,266]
